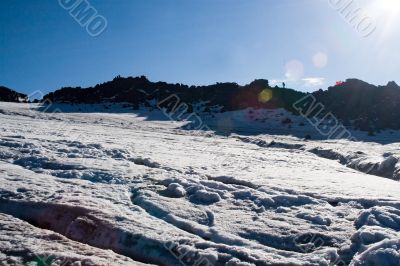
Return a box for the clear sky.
[1,0,400,96]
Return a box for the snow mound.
[355,206,400,231]
[345,208,400,265]
[351,238,400,266]
[189,189,221,205]
[166,183,186,198]
[296,212,332,226]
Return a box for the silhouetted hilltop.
[313,79,400,131]
[42,76,305,113]
[0,86,28,102]
[41,76,400,132]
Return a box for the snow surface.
[0,102,399,265]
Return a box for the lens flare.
[258,89,273,103]
[313,52,328,68]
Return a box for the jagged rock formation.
[41,76,400,132]
[0,86,28,103]
[42,76,304,113]
[313,79,400,131]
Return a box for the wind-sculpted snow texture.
[0,102,399,265]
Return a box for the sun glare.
[379,1,400,23]
[380,0,400,11]
[365,0,400,39]
[367,0,400,18]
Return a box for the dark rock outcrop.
[313,79,400,131]
[0,86,28,102]
[42,76,305,113]
[41,76,400,132]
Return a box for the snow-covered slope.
[0,102,399,265]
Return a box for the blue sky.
[1,0,400,96]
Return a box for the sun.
[379,0,400,11]
[365,0,400,38]
[366,0,400,17]
[376,0,400,17]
